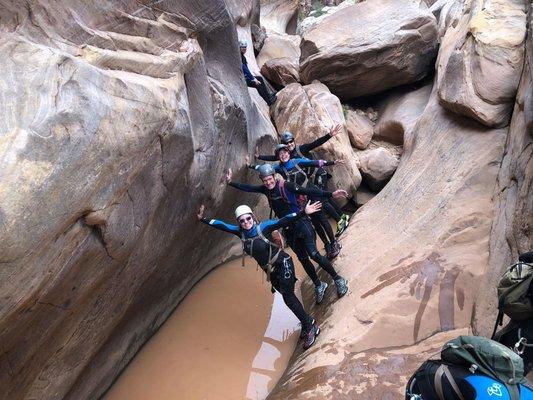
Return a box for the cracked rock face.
[0,1,275,399]
[299,0,439,99]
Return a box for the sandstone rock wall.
[0,1,276,399]
[268,2,531,397]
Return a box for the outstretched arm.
[284,181,349,199]
[298,124,342,153]
[197,205,240,235]
[295,158,345,168]
[225,168,266,193]
[262,201,322,233]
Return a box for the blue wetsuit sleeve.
[296,158,335,167]
[201,217,240,236]
[242,62,255,83]
[228,181,265,193]
[261,211,306,233]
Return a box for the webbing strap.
[434,365,446,400]
[442,365,466,400]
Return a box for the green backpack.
[492,262,533,338]
[441,335,524,400]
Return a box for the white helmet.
[235,205,253,220]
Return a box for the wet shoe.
[327,242,342,260]
[335,214,350,237]
[334,276,348,297]
[314,281,328,304]
[303,324,321,350]
[300,318,315,339]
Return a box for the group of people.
[197,121,352,350]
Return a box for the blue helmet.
[280,131,294,144]
[258,164,276,178]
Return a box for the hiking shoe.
[327,242,342,260]
[315,281,328,304]
[302,324,320,350]
[334,276,348,297]
[335,214,350,237]
[300,318,315,339]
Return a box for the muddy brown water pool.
[104,256,304,400]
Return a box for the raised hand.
[329,123,343,137]
[304,200,322,215]
[332,189,349,199]
[334,159,346,165]
[197,205,205,221]
[245,155,251,167]
[225,168,233,183]
[254,146,259,159]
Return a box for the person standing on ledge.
[239,39,277,106]
[197,202,321,349]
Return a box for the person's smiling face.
[238,214,254,230]
[262,175,276,190]
[285,140,296,152]
[278,149,290,163]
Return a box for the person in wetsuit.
[225,164,349,304]
[197,202,320,349]
[239,39,276,106]
[255,126,350,243]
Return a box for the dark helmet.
[280,131,294,144]
[258,164,276,178]
[274,144,289,156]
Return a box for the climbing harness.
[240,223,282,282]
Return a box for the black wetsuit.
[228,180,340,286]
[200,211,312,331]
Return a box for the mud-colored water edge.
[104,257,302,400]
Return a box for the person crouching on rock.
[239,39,277,106]
[197,202,320,350]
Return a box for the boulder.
[256,32,301,70]
[374,83,433,145]
[436,0,528,127]
[345,110,374,150]
[270,82,362,198]
[358,147,400,191]
[257,32,300,87]
[0,1,276,399]
[261,58,299,87]
[260,0,298,34]
[299,0,439,99]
